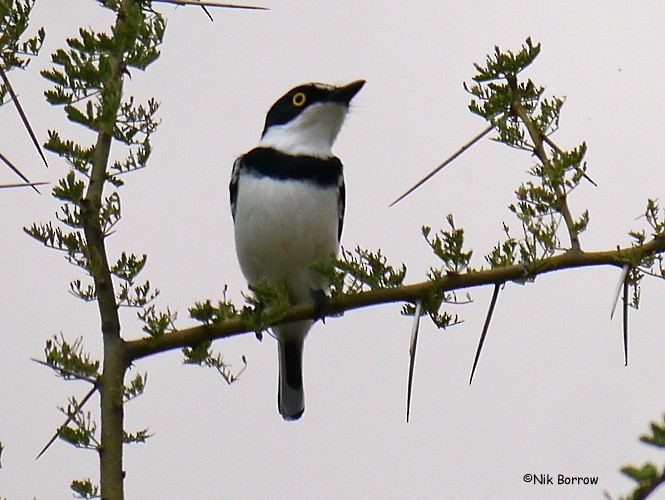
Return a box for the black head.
[261,80,365,137]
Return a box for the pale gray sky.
[2,1,665,498]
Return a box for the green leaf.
[639,418,665,448]
[333,246,407,293]
[485,224,518,268]
[621,462,658,483]
[123,428,152,444]
[138,305,176,338]
[57,397,98,451]
[44,334,100,380]
[0,0,44,84]
[70,478,100,499]
[189,286,240,326]
[183,345,247,385]
[472,37,541,82]
[124,371,147,402]
[423,215,473,274]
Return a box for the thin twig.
[0,150,41,194]
[0,66,48,169]
[469,283,501,384]
[36,385,98,460]
[557,192,581,250]
[390,124,494,207]
[406,300,422,423]
[153,0,268,10]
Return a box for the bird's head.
[259,80,365,158]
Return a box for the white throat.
[260,102,347,158]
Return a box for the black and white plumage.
[230,80,365,420]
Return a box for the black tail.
[277,336,305,420]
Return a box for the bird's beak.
[333,80,366,105]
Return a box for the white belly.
[234,174,340,303]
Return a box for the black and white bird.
[230,80,365,420]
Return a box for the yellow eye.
[292,92,306,107]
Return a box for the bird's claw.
[311,289,329,324]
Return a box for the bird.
[230,79,365,420]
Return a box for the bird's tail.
[275,321,309,420]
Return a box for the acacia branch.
[507,74,582,251]
[125,236,665,362]
[78,2,137,497]
[507,75,549,161]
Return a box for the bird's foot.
[310,289,329,324]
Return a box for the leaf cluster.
[44,335,100,381]
[624,199,665,309]
[0,0,44,104]
[423,214,472,275]
[189,286,241,326]
[188,280,291,364]
[619,416,665,499]
[57,396,99,451]
[485,223,517,268]
[36,1,164,198]
[183,342,247,385]
[39,333,151,460]
[70,478,100,499]
[463,37,592,272]
[124,371,147,402]
[186,289,248,382]
[27,2,166,329]
[236,278,293,337]
[330,246,407,295]
[138,304,177,338]
[465,38,541,124]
